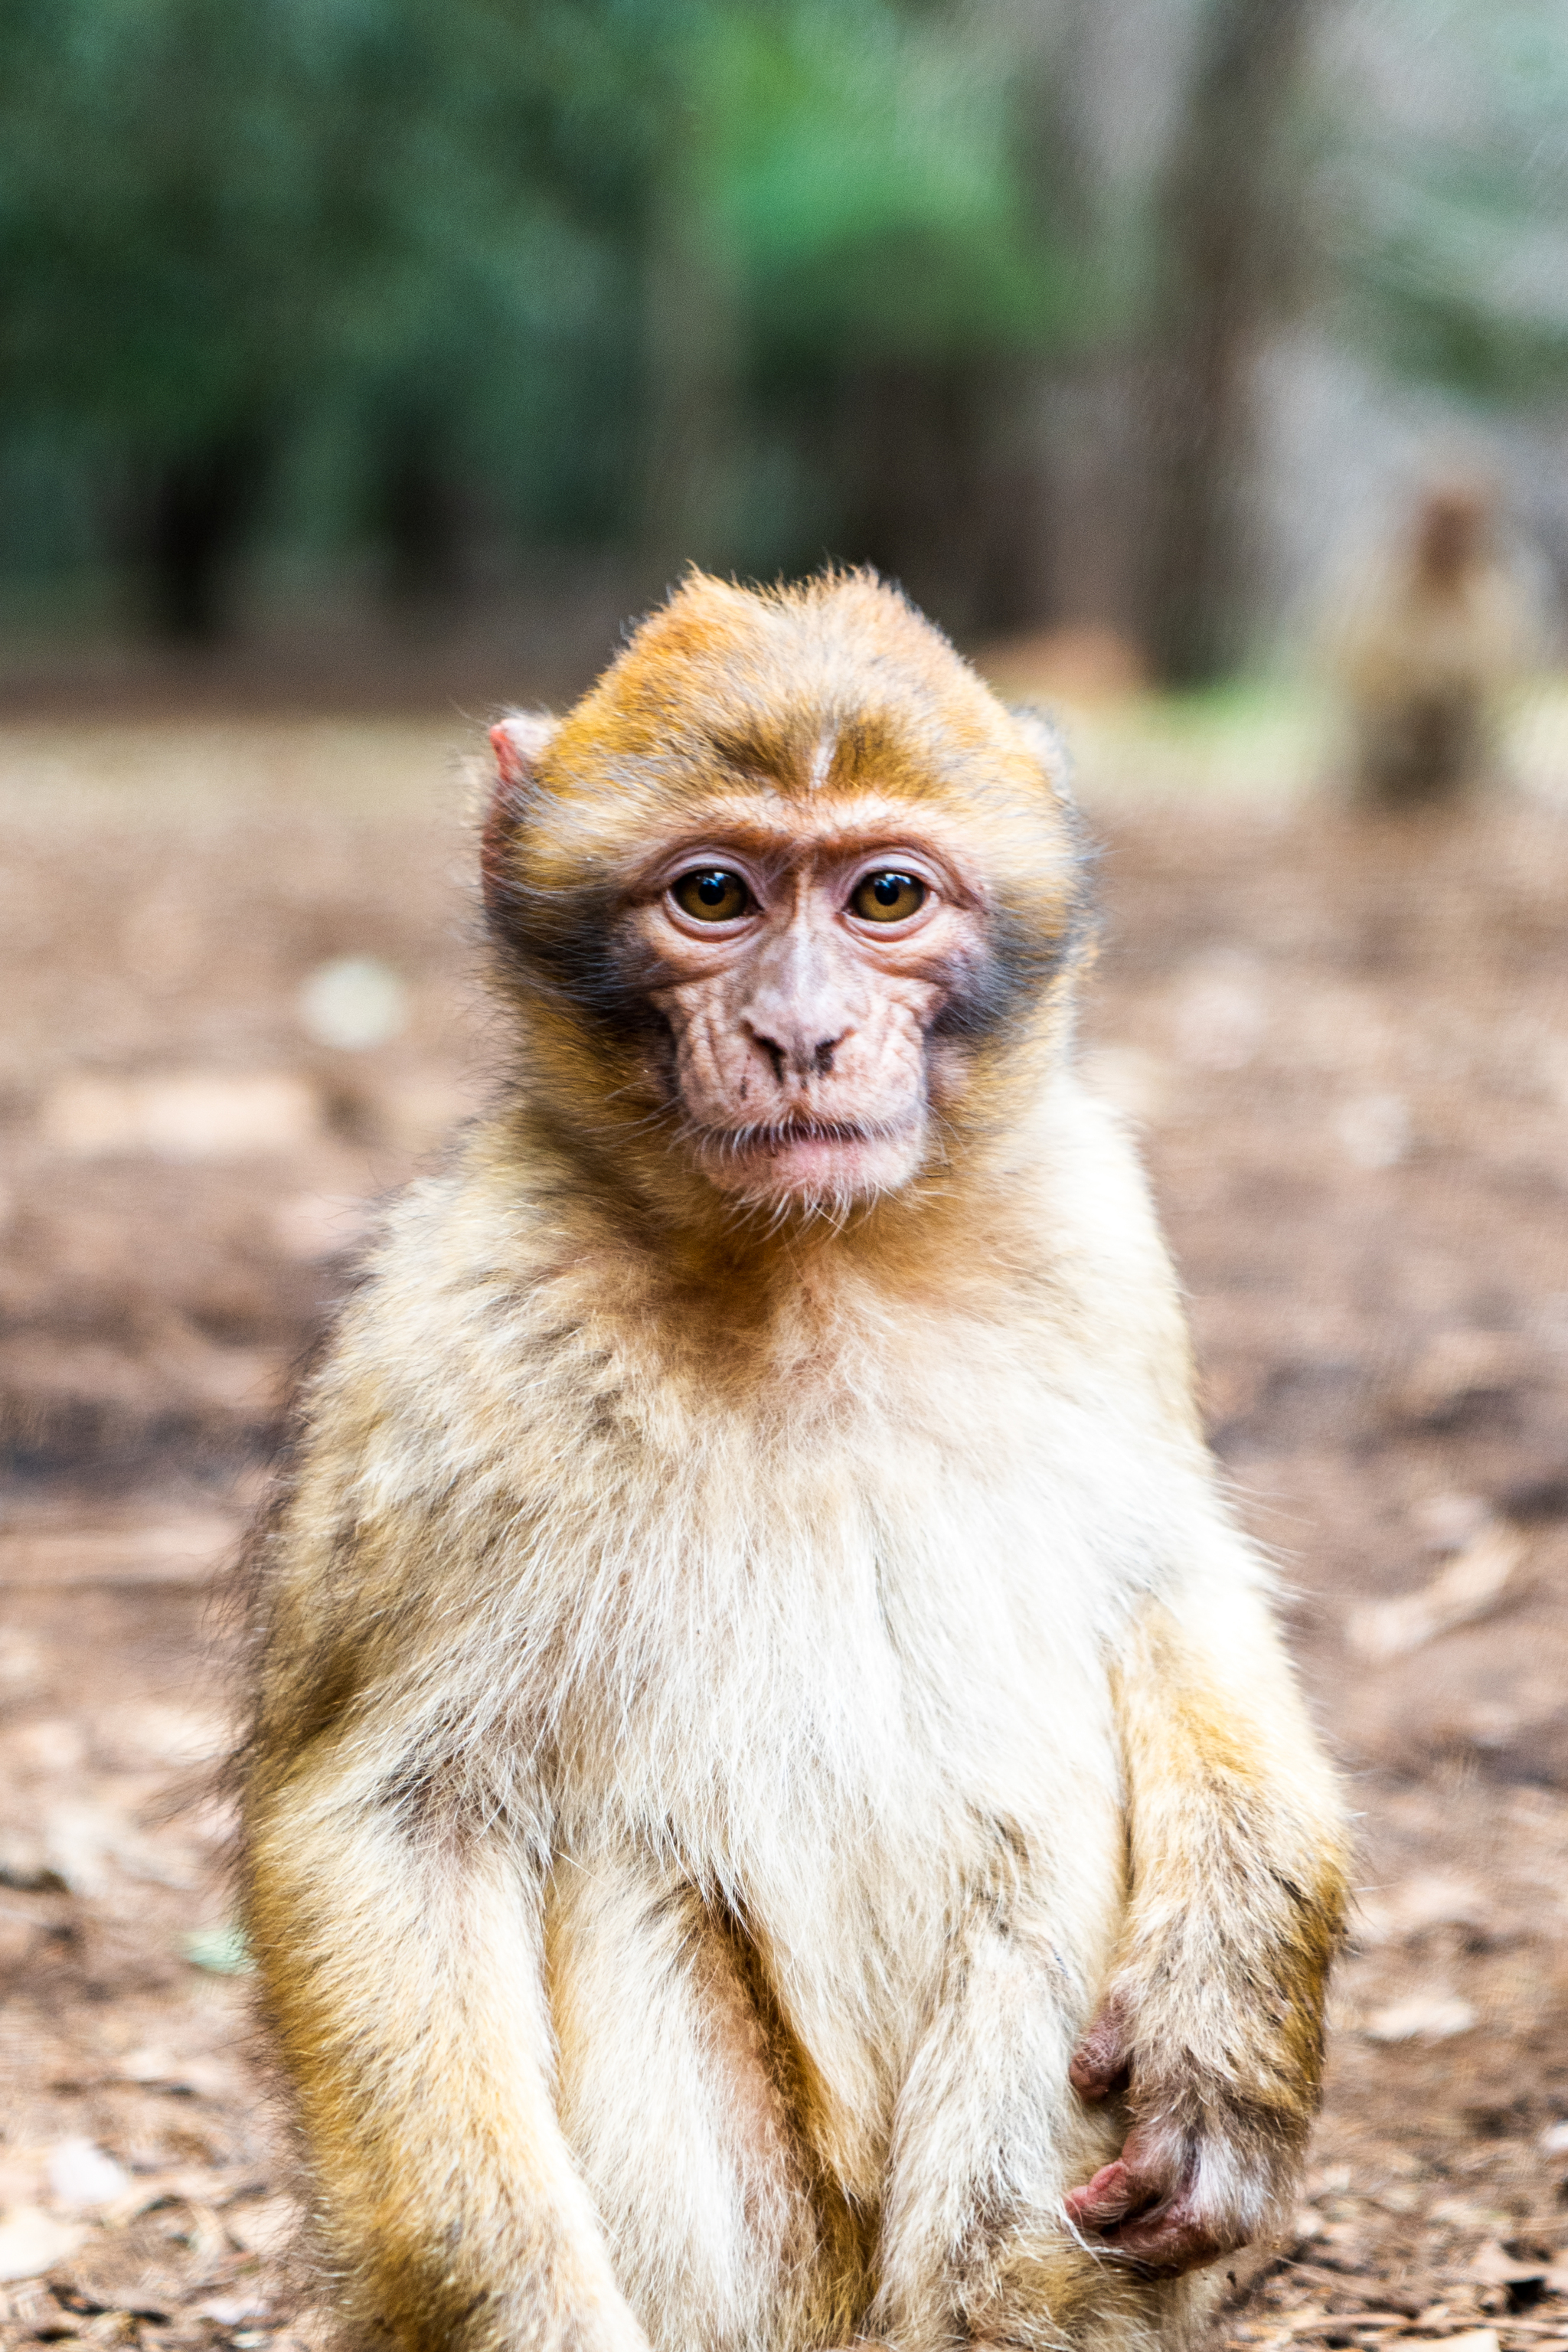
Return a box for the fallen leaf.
[38,1796,194,1897]
[1391,1331,1531,1423]
[0,1839,64,1891]
[1469,2240,1550,2284]
[1413,1493,1494,1552]
[0,2205,87,2283]
[117,2045,234,2100]
[225,2195,299,2257]
[297,956,407,1050]
[0,1510,240,1590]
[46,2137,129,2211]
[100,2167,254,2226]
[40,1070,319,1161]
[1348,1524,1524,1661]
[1275,2312,1416,2333]
[1429,2197,1511,2227]
[1355,1873,1488,1945]
[5,1717,87,1772]
[1364,1992,1477,2042]
[1337,1092,1410,1170]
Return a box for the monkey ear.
[483,710,557,929]
[489,710,557,789]
[1009,704,1076,803]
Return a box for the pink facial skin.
[627,826,988,1209]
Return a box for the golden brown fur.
[240,570,1348,2352]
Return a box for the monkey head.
[483,571,1089,1220]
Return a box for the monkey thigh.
[970,2231,1229,2352]
[880,1935,1218,2352]
[544,1854,862,2352]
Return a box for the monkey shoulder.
[274,1160,611,1524]
[1018,1070,1200,1437]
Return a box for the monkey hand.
[1063,1994,1293,2277]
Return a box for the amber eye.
[671,867,753,923]
[851,871,926,924]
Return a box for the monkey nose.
[743,1017,848,1085]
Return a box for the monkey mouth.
[701,1113,903,1155]
[748,1118,874,1151]
[689,1110,925,1200]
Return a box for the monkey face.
[626,810,985,1205]
[484,571,1088,1220]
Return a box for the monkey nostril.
[746,1020,847,1084]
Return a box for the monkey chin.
[693,1115,926,1215]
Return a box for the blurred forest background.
[2,0,1568,698]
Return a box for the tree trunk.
[1142,0,1322,684]
[836,358,1013,635]
[639,79,743,590]
[375,407,462,609]
[143,435,266,641]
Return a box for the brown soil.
[3,723,1568,2352]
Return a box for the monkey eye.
[671,867,754,923]
[851,871,927,924]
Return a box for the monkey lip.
[753,1119,871,1148]
[694,1112,923,1198]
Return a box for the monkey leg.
[544,1850,874,2352]
[869,1901,1184,2352]
[244,1758,650,2352]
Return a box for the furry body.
[1330,485,1533,804]
[242,574,1347,2352]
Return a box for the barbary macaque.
[240,572,1348,2352]
[1330,482,1534,803]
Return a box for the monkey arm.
[1063,1562,1349,2275]
[244,1741,648,2352]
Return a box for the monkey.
[1328,482,1535,805]
[240,570,1348,2352]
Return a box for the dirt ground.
[4,707,1568,2352]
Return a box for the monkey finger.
[1064,2160,1135,2227]
[1067,1997,1132,2102]
[1063,2159,1158,2232]
[1098,2194,1243,2277]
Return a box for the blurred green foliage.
[0,0,1079,629]
[1,0,1566,649]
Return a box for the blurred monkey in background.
[1330,482,1536,804]
[240,572,1348,2352]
